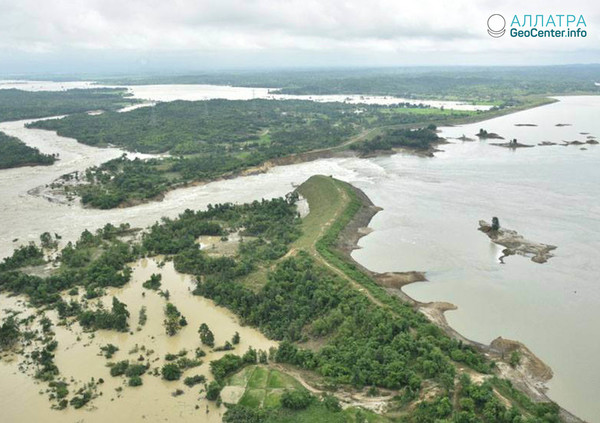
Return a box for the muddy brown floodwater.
[0,258,276,423]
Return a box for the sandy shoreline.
[337,182,585,423]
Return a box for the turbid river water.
[0,93,598,421]
[0,258,276,422]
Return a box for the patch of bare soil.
[376,271,427,289]
[197,231,255,256]
[273,364,393,414]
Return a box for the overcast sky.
[1,0,599,75]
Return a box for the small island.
[478,218,557,263]
[476,128,504,139]
[490,138,535,149]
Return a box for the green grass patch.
[265,403,386,423]
[228,366,254,387]
[239,388,266,408]
[266,370,302,390]
[248,366,270,388]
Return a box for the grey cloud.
[0,0,598,72]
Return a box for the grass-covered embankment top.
[0,130,57,169]
[0,88,139,122]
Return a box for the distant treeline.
[97,64,600,102]
[0,88,138,121]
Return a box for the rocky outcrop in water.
[490,141,535,149]
[478,220,557,264]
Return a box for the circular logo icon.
[487,14,506,38]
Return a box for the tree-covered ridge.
[28,98,459,154]
[0,88,138,121]
[350,126,441,154]
[0,131,57,169]
[29,99,478,208]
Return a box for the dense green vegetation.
[0,315,20,349]
[0,131,56,169]
[161,363,183,381]
[107,360,149,386]
[0,223,135,306]
[163,302,187,336]
[29,99,365,154]
[183,374,206,387]
[28,98,478,208]
[100,343,119,358]
[199,322,215,347]
[79,297,130,332]
[142,273,162,290]
[351,126,440,154]
[0,88,138,121]
[199,252,484,391]
[99,65,600,102]
[0,243,45,272]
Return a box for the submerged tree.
[199,323,215,347]
[0,316,20,350]
[491,217,500,231]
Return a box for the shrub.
[161,363,182,381]
[281,389,314,410]
[206,381,222,401]
[109,360,129,377]
[184,375,206,387]
[128,376,143,386]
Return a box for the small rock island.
[478,217,557,264]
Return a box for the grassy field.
[225,365,305,409]
[225,365,387,422]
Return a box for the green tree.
[199,323,215,347]
[281,389,314,410]
[206,381,222,401]
[161,363,182,381]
